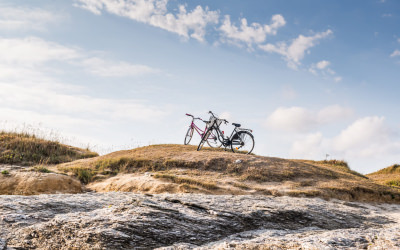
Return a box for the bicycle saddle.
[232,123,241,127]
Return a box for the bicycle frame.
[207,119,252,147]
[189,118,218,140]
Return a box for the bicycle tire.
[197,127,213,151]
[206,129,222,148]
[184,127,194,145]
[230,131,255,154]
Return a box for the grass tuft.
[0,131,98,166]
[386,179,400,187]
[1,170,9,175]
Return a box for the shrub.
[1,170,9,175]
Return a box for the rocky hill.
[56,144,400,203]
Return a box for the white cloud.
[0,6,58,31]
[259,29,333,69]
[0,82,168,122]
[316,60,330,69]
[308,60,342,81]
[291,132,324,159]
[0,36,158,77]
[82,57,158,77]
[0,37,80,65]
[334,76,342,82]
[332,116,393,152]
[0,36,168,126]
[219,14,285,48]
[265,105,353,133]
[74,0,219,42]
[390,49,400,57]
[219,112,232,121]
[289,116,400,169]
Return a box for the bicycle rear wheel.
[206,130,222,148]
[197,127,213,151]
[184,127,194,145]
[230,131,255,154]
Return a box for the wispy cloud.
[390,49,400,57]
[73,0,219,42]
[0,36,158,77]
[73,1,334,75]
[259,29,333,69]
[219,14,285,49]
[0,6,60,31]
[0,36,168,129]
[309,60,342,82]
[82,57,158,77]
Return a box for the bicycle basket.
[209,117,222,127]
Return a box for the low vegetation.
[1,170,9,175]
[368,164,400,188]
[0,131,98,166]
[32,165,52,173]
[56,144,400,203]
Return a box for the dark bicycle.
[197,111,255,154]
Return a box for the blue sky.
[1,0,399,173]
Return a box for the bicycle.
[197,111,255,154]
[184,113,222,148]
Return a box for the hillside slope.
[0,131,98,195]
[0,131,98,166]
[367,164,400,187]
[57,144,400,203]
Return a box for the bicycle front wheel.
[231,131,255,154]
[184,127,194,145]
[206,130,222,148]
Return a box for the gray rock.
[0,193,399,249]
[0,238,6,250]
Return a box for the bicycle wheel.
[206,129,222,148]
[197,127,212,151]
[230,131,255,154]
[184,127,194,145]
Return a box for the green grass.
[386,179,400,187]
[0,131,98,165]
[1,170,9,175]
[33,165,52,173]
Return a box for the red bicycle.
[184,113,222,148]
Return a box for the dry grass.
[57,144,400,203]
[367,164,400,187]
[153,173,219,190]
[0,131,98,166]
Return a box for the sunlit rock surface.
[1,193,399,249]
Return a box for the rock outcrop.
[1,193,399,249]
[0,171,82,195]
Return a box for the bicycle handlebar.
[209,111,229,124]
